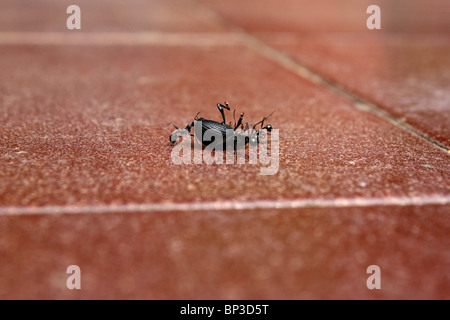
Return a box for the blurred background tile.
[0,0,227,32]
[199,0,450,33]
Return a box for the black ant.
[169,102,274,150]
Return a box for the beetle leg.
[217,102,230,124]
[185,121,195,133]
[234,113,244,130]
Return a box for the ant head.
[255,125,272,140]
[246,130,259,146]
[249,136,258,146]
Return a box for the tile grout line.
[1,195,450,216]
[190,0,450,152]
[1,31,447,152]
[0,30,448,152]
[240,34,450,152]
[0,31,244,46]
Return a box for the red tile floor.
[0,0,449,299]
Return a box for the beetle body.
[196,118,232,143]
[169,102,273,150]
[194,118,238,149]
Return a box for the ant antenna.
[252,111,275,130]
[172,122,180,132]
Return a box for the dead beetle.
[169,102,274,150]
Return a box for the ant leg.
[252,111,275,130]
[217,102,230,124]
[262,111,275,129]
[252,119,264,130]
[244,122,257,138]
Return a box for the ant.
[169,102,274,150]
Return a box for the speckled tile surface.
[260,34,450,146]
[0,45,449,206]
[0,0,449,300]
[199,0,450,147]
[1,206,449,299]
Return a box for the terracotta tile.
[0,0,226,32]
[1,0,448,302]
[1,45,449,206]
[198,0,450,146]
[199,0,450,33]
[261,33,450,146]
[0,205,449,299]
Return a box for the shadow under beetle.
[169,102,274,150]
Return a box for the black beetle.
[169,102,274,150]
